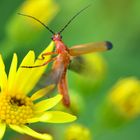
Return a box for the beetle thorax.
[52,33,67,54]
[52,33,62,41]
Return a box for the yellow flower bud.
[81,53,107,80]
[108,77,140,119]
[6,0,59,43]
[20,0,59,28]
[65,124,92,140]
[69,53,107,93]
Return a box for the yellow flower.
[6,0,59,42]
[0,42,76,140]
[65,124,92,140]
[20,0,59,27]
[69,53,107,93]
[108,77,140,119]
[80,53,107,80]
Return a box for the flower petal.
[8,53,18,92]
[34,94,62,113]
[28,111,77,124]
[31,85,55,101]
[27,117,41,123]
[9,125,52,140]
[24,41,54,94]
[39,111,77,123]
[0,122,6,139]
[13,51,35,94]
[0,55,7,92]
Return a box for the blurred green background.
[0,0,140,140]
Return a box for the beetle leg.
[21,57,57,68]
[58,73,70,107]
[38,51,58,60]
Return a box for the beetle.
[19,5,113,107]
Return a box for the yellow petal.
[8,53,18,92]
[0,55,7,92]
[27,111,77,124]
[27,117,41,123]
[31,85,55,101]
[34,94,62,113]
[13,51,35,94]
[9,125,52,140]
[39,111,77,123]
[0,122,6,139]
[23,41,54,94]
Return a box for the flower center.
[0,93,34,125]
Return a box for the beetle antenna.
[18,13,55,35]
[59,4,91,34]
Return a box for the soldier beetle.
[19,5,113,107]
